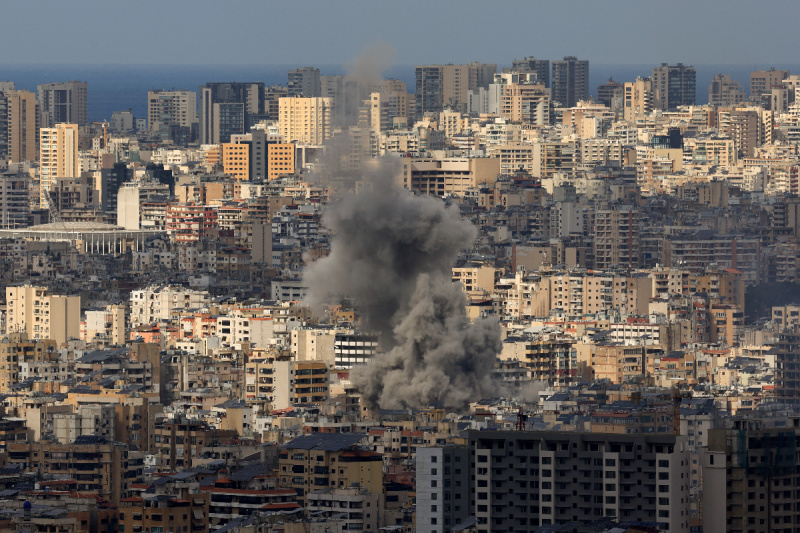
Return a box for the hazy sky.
[5,0,799,67]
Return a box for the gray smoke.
[304,160,502,410]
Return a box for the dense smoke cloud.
[304,159,502,410]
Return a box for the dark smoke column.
[304,160,501,410]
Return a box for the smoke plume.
[304,160,502,410]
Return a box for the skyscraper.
[37,81,88,128]
[551,56,589,108]
[652,63,696,110]
[287,67,322,98]
[39,123,79,205]
[199,82,265,144]
[509,56,550,87]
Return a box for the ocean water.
[1,63,798,122]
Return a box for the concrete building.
[199,82,265,144]
[415,63,496,115]
[417,445,471,533]
[37,81,88,128]
[400,157,501,196]
[469,430,690,532]
[593,206,641,270]
[147,89,198,131]
[652,63,696,110]
[120,494,210,533]
[306,487,381,533]
[0,172,30,228]
[278,96,333,145]
[0,89,37,163]
[39,123,79,203]
[509,56,550,87]
[500,82,550,125]
[704,414,800,533]
[624,77,654,122]
[278,433,382,504]
[750,68,790,99]
[8,438,138,505]
[288,67,322,98]
[5,285,80,345]
[708,74,746,107]
[551,56,589,108]
[221,141,250,181]
[129,285,211,327]
[597,78,624,111]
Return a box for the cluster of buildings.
[1,58,800,532]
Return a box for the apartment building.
[8,437,140,505]
[704,414,800,533]
[468,430,690,532]
[552,56,589,108]
[592,206,641,270]
[147,89,197,131]
[278,96,333,145]
[152,418,237,471]
[401,157,501,196]
[0,89,37,163]
[120,494,210,533]
[38,81,88,128]
[624,77,654,122]
[307,487,381,533]
[652,64,696,111]
[278,433,382,504]
[0,172,30,228]
[39,123,79,202]
[416,445,472,533]
[0,332,59,393]
[6,285,81,345]
[129,285,211,327]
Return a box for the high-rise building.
[415,63,496,116]
[509,56,550,87]
[708,74,745,107]
[623,77,654,122]
[417,445,472,533]
[750,68,790,100]
[199,82,265,144]
[652,63,696,110]
[39,123,79,203]
[278,96,333,145]
[551,56,589,108]
[287,66,321,97]
[469,430,690,533]
[597,78,624,110]
[704,414,800,533]
[0,89,37,163]
[264,85,288,120]
[0,172,29,228]
[147,90,197,132]
[499,81,550,125]
[37,81,88,128]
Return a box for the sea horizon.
[2,62,798,123]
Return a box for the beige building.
[268,142,296,180]
[4,89,37,163]
[278,96,333,145]
[623,77,654,122]
[500,82,550,125]
[39,123,79,204]
[221,142,250,181]
[750,68,790,99]
[147,89,198,131]
[399,157,501,196]
[6,285,81,345]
